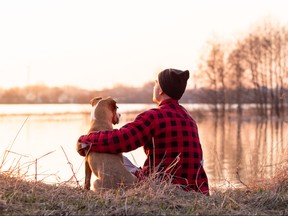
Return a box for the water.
[0,104,287,188]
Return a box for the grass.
[0,149,287,216]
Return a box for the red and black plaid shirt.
[78,99,209,195]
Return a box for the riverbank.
[1,157,287,216]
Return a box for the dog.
[76,97,137,190]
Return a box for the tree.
[198,41,227,118]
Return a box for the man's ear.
[159,86,165,95]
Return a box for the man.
[77,68,209,195]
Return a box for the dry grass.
[0,151,287,216]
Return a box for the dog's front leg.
[84,158,92,190]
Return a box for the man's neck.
[159,94,172,103]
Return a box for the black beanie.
[158,68,189,100]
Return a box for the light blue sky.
[0,0,287,90]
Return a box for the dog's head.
[77,97,120,157]
[90,96,120,125]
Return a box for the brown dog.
[77,97,136,190]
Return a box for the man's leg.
[122,155,141,174]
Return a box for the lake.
[0,103,287,189]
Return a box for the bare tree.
[227,42,246,116]
[197,18,288,118]
[199,41,227,118]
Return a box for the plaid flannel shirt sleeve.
[77,110,155,153]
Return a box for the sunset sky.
[0,0,287,90]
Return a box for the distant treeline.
[0,83,287,104]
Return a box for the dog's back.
[84,97,136,190]
[87,152,135,189]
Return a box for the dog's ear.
[90,97,102,106]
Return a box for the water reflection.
[0,108,287,188]
[202,115,287,187]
